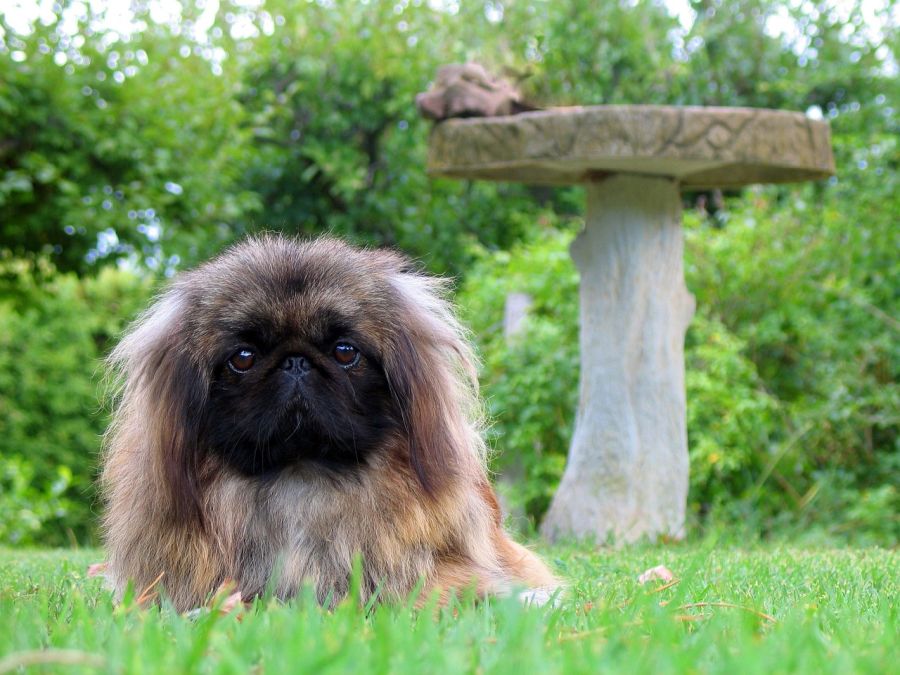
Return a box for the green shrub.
[460,222,580,521]
[0,255,151,545]
[682,189,899,540]
[0,457,73,546]
[683,313,782,525]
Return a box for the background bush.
[0,256,150,544]
[0,0,896,545]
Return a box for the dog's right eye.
[227,348,256,373]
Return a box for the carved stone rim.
[426,105,836,188]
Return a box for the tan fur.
[101,236,558,611]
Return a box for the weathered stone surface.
[540,175,694,543]
[415,63,533,121]
[428,105,834,188]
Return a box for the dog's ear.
[106,290,210,528]
[383,269,485,495]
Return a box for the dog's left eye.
[333,342,359,367]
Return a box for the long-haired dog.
[101,236,557,611]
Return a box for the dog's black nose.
[280,355,312,375]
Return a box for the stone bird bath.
[427,105,834,542]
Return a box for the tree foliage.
[0,0,896,544]
[0,9,254,273]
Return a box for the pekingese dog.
[101,236,557,611]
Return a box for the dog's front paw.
[517,586,562,607]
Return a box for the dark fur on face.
[195,255,403,480]
[101,236,557,610]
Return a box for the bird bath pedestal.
[427,106,834,543]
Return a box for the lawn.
[1,543,897,674]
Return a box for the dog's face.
[195,244,400,476]
[112,237,481,524]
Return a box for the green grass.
[1,543,897,674]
